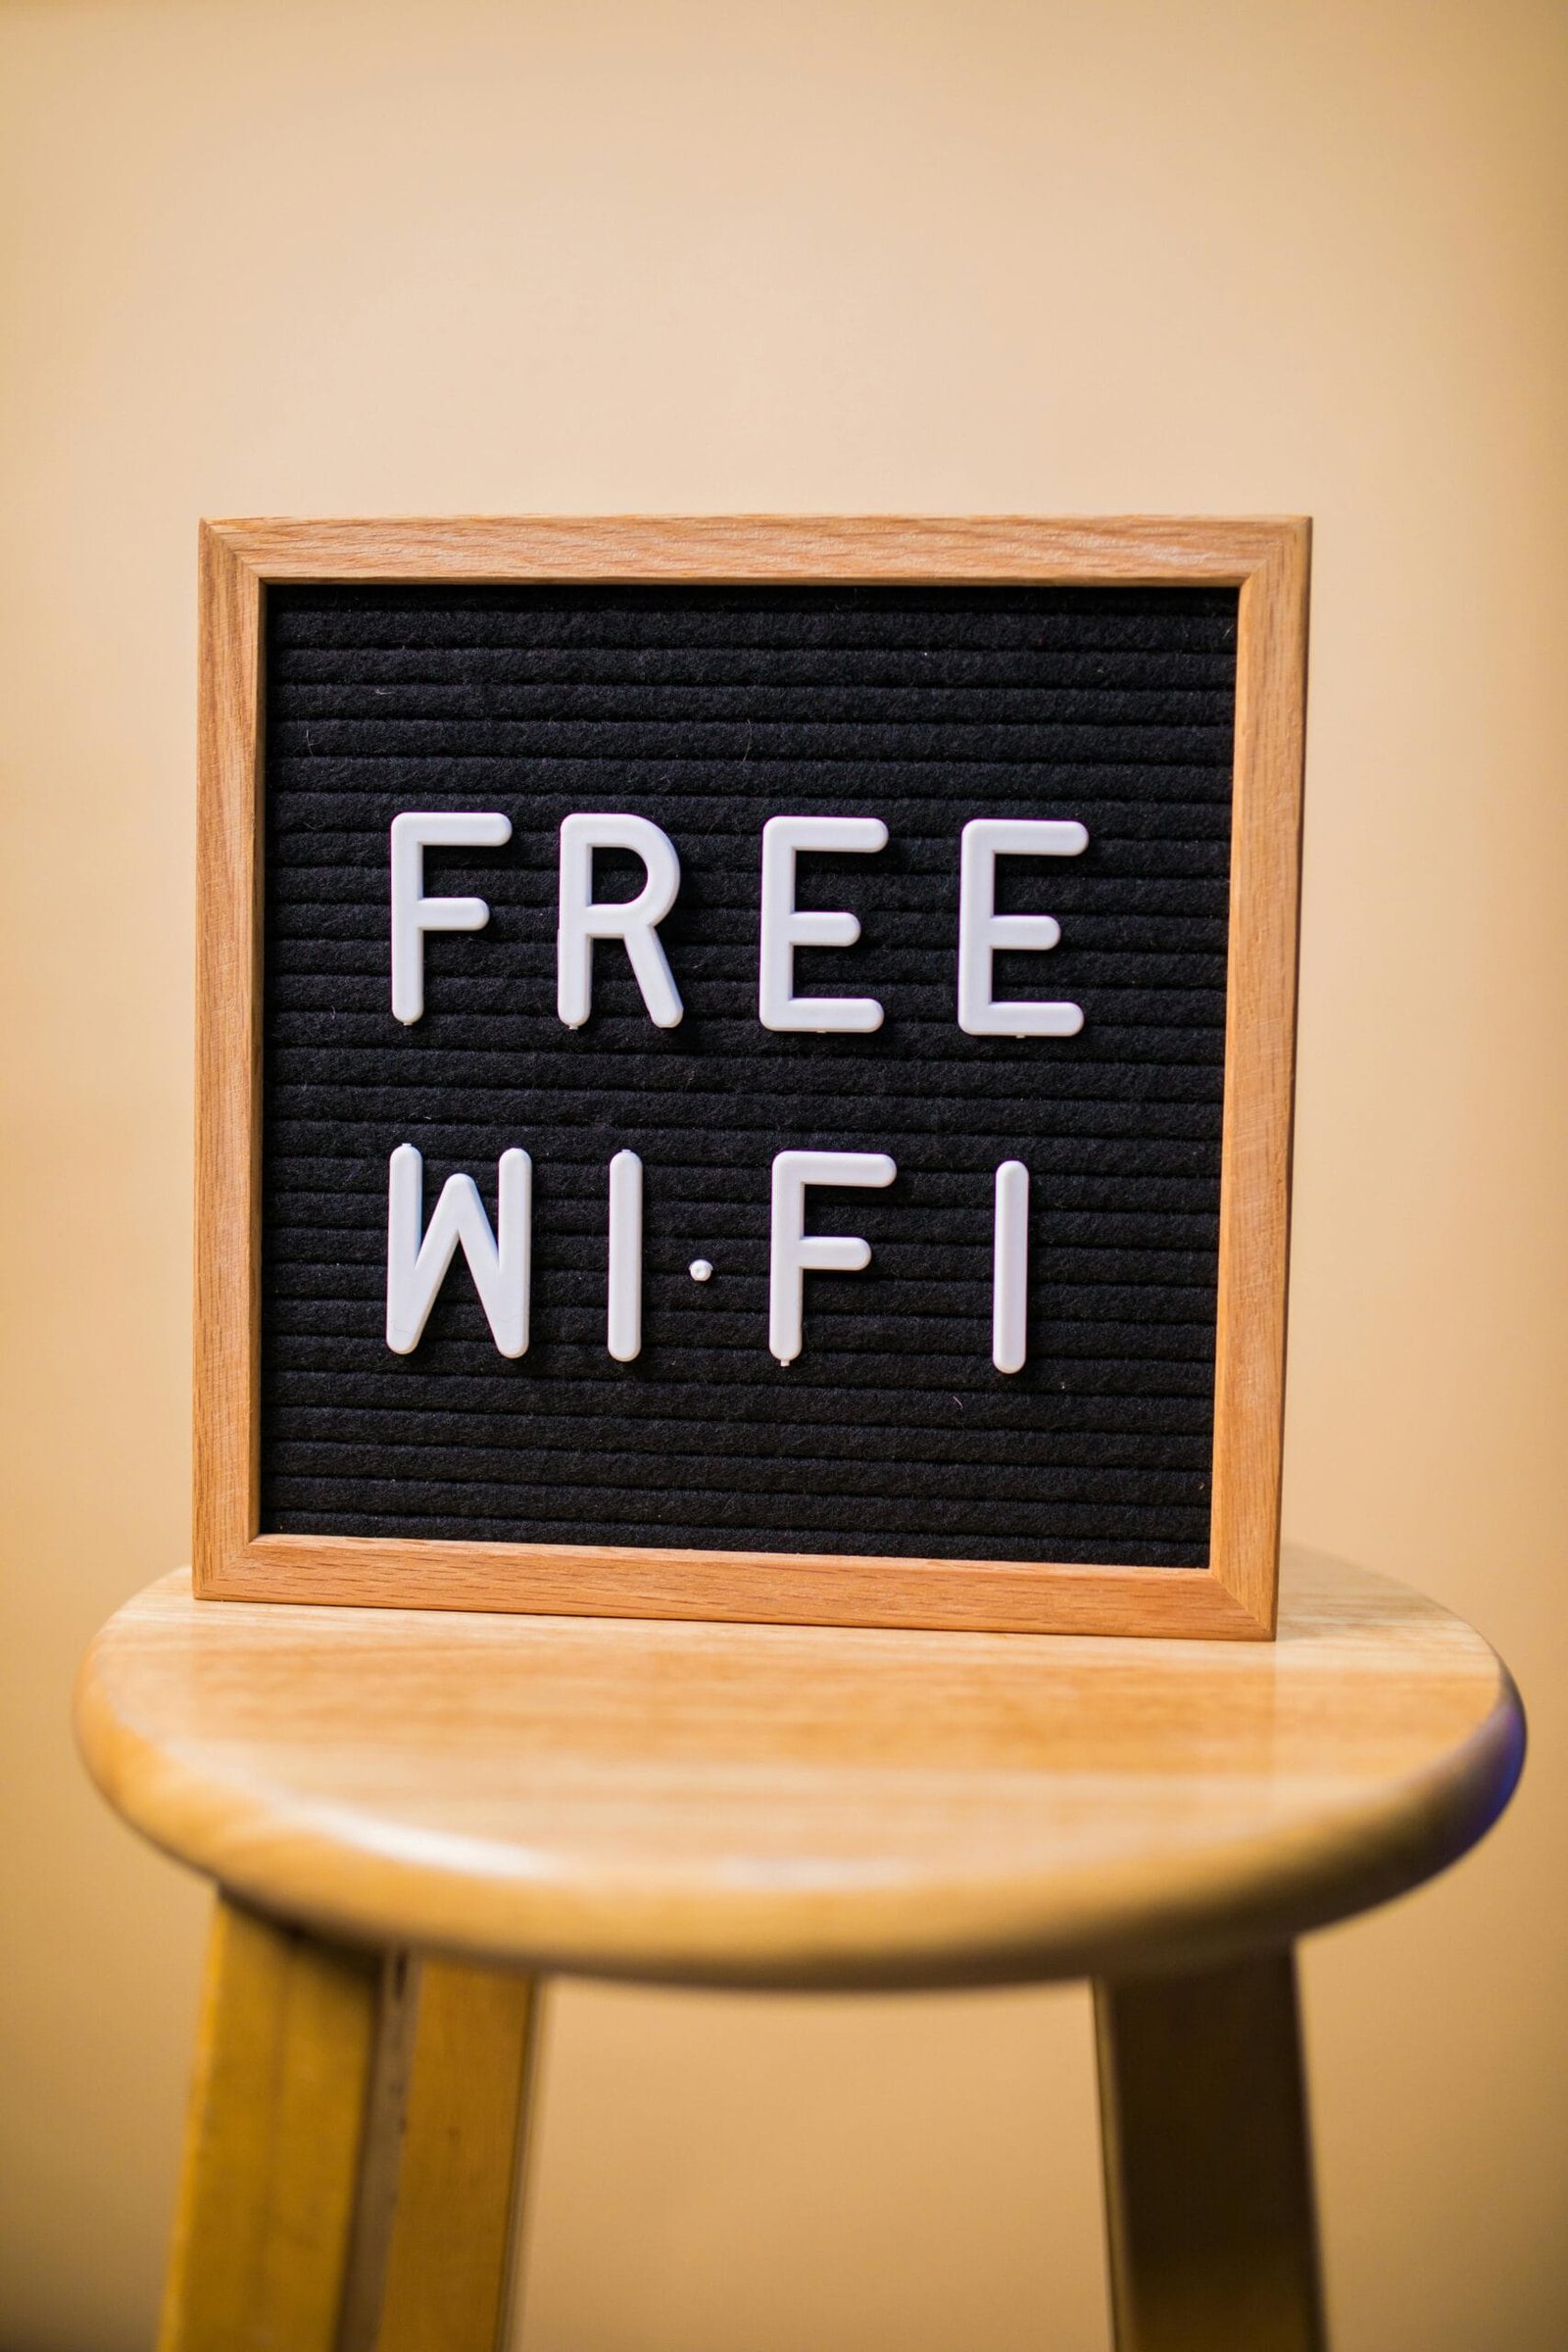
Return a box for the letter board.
[195,517,1308,1638]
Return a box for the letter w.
[385,1144,531,1357]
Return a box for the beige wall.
[2,2,1565,2345]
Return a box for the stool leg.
[158,1893,380,2352]
[341,1956,542,2352]
[1094,1947,1326,2352]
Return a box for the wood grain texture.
[193,514,1307,1636]
[193,523,264,1590]
[216,1532,1270,1639]
[1210,522,1309,1633]
[336,1952,420,2352]
[77,1548,1523,1991]
[1096,1951,1324,2352]
[157,1895,378,2352]
[373,1961,539,2352]
[211,512,1304,584]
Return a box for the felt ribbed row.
[260,583,1237,1567]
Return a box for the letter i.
[993,1160,1028,1374]
[608,1151,643,1362]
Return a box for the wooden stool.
[75,1546,1523,2352]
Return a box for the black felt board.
[259,582,1238,1568]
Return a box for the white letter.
[386,1144,531,1357]
[768,1148,896,1366]
[390,810,511,1024]
[759,815,888,1033]
[993,1159,1029,1374]
[608,1150,643,1363]
[558,812,683,1029]
[957,817,1088,1038]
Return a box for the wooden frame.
[195,515,1308,1639]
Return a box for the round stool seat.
[75,1544,1522,1990]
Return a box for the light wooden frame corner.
[194,514,1309,1639]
